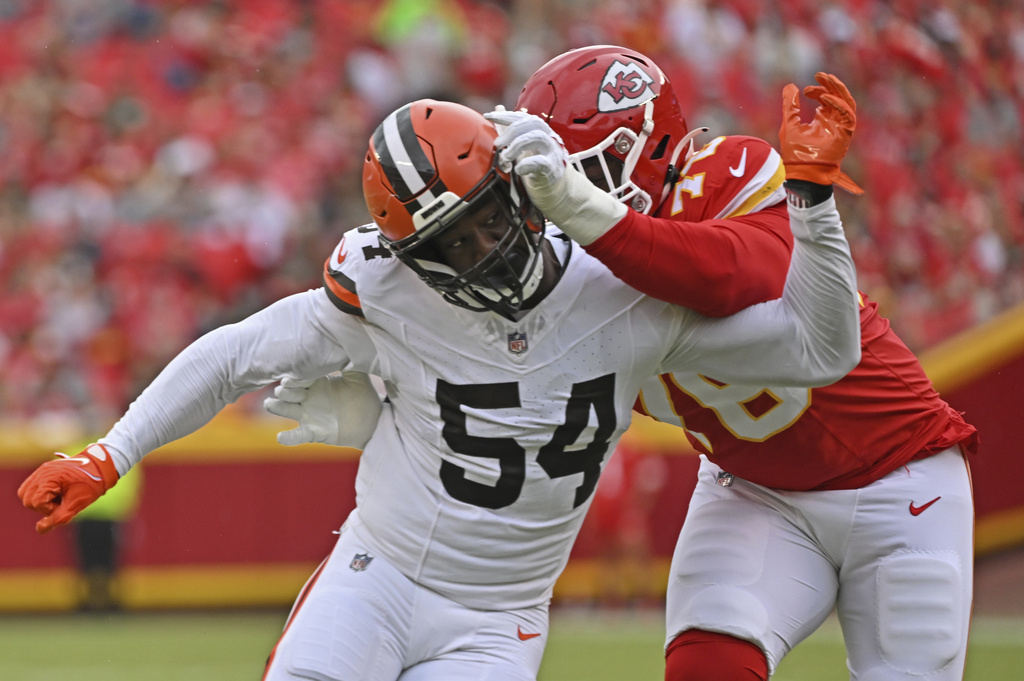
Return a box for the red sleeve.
[583,201,793,317]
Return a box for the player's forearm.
[584,202,793,316]
[774,194,861,384]
[529,165,627,245]
[99,329,246,474]
[100,290,353,474]
[667,195,859,386]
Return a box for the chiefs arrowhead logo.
[598,60,656,113]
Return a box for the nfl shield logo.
[508,331,528,355]
[350,553,373,572]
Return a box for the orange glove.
[18,443,120,535]
[780,72,864,194]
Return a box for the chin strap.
[622,100,655,186]
[516,244,545,301]
[660,126,710,207]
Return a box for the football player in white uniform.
[19,91,860,680]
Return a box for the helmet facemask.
[382,163,546,319]
[565,100,657,214]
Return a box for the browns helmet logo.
[597,59,656,113]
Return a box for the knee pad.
[665,630,768,681]
[875,551,966,675]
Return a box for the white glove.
[485,109,626,245]
[485,110,568,190]
[264,373,383,448]
[487,104,509,135]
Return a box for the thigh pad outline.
[876,551,964,676]
[282,586,398,681]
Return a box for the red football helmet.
[515,45,695,214]
[363,99,545,318]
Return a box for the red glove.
[18,443,120,535]
[780,72,863,194]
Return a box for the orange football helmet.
[363,100,545,317]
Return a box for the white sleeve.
[660,195,861,386]
[100,288,366,475]
[528,165,628,246]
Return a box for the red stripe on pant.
[262,556,330,680]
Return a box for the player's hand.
[486,110,568,190]
[780,72,863,194]
[264,373,383,448]
[18,443,120,535]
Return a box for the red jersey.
[587,135,793,316]
[587,135,978,491]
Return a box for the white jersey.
[101,197,858,610]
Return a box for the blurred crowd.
[1,0,1022,435]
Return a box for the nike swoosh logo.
[72,466,103,482]
[517,626,541,641]
[336,237,347,265]
[909,497,941,516]
[729,147,747,177]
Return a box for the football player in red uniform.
[499,46,978,681]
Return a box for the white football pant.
[263,521,548,681]
[666,446,973,680]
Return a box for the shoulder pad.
[322,225,393,317]
[665,136,786,222]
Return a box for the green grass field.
[539,611,1024,680]
[0,609,1020,680]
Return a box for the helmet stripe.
[373,119,412,201]
[374,105,449,217]
[394,105,442,189]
